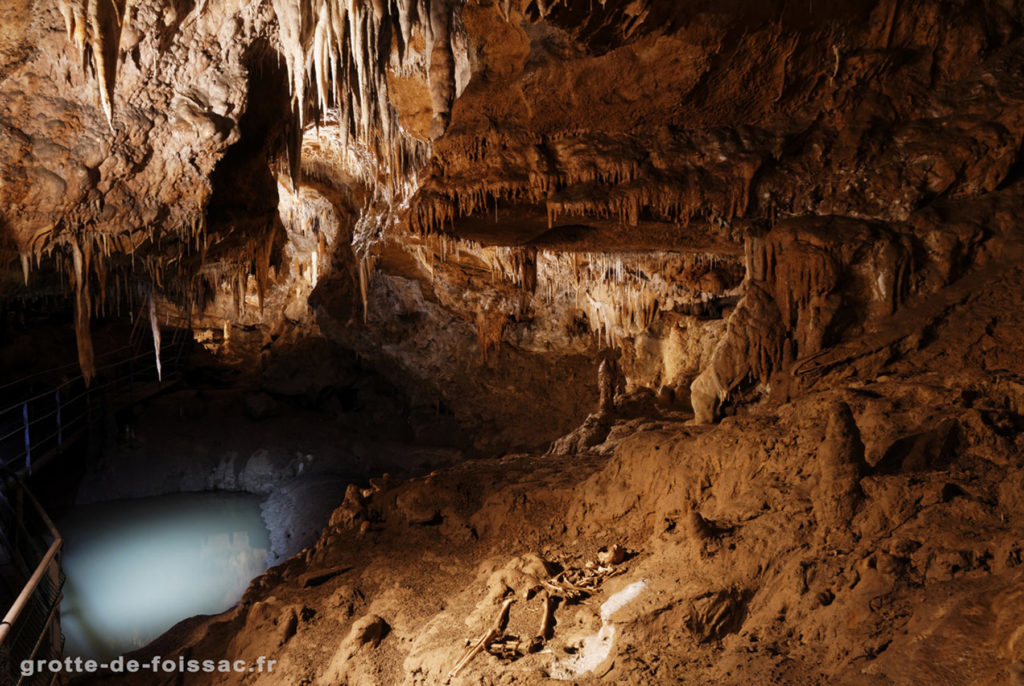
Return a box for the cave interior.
[1,0,1024,684]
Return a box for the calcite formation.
[4,0,1021,421]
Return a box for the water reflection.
[58,492,269,660]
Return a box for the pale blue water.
[58,492,269,660]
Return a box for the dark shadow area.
[537,0,881,55]
[205,39,291,236]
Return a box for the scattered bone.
[597,544,626,566]
[486,635,523,660]
[541,555,627,603]
[451,550,633,677]
[448,597,514,679]
[531,592,556,651]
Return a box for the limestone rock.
[813,402,867,533]
[691,284,784,423]
[547,414,612,456]
[346,614,389,648]
[316,614,390,686]
[395,481,453,525]
[330,484,369,528]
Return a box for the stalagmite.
[811,402,868,547]
[149,290,162,382]
[598,358,615,415]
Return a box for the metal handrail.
[0,315,190,682]
[0,331,190,475]
[0,298,155,393]
[0,304,190,413]
[21,593,62,686]
[0,490,61,647]
[0,344,135,395]
[0,346,170,414]
[0,479,65,686]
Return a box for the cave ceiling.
[1,0,1023,381]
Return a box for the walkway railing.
[0,326,190,476]
[0,478,64,686]
[0,318,192,684]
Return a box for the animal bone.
[486,635,523,660]
[448,597,514,679]
[597,544,626,565]
[536,592,555,643]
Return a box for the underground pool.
[57,491,270,661]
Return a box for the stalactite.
[426,0,456,138]
[415,125,776,241]
[149,289,162,382]
[395,0,414,61]
[235,270,245,317]
[87,0,112,127]
[270,0,449,191]
[476,307,506,364]
[70,238,96,385]
[404,217,744,356]
[356,250,377,321]
[253,225,276,313]
[58,0,122,128]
